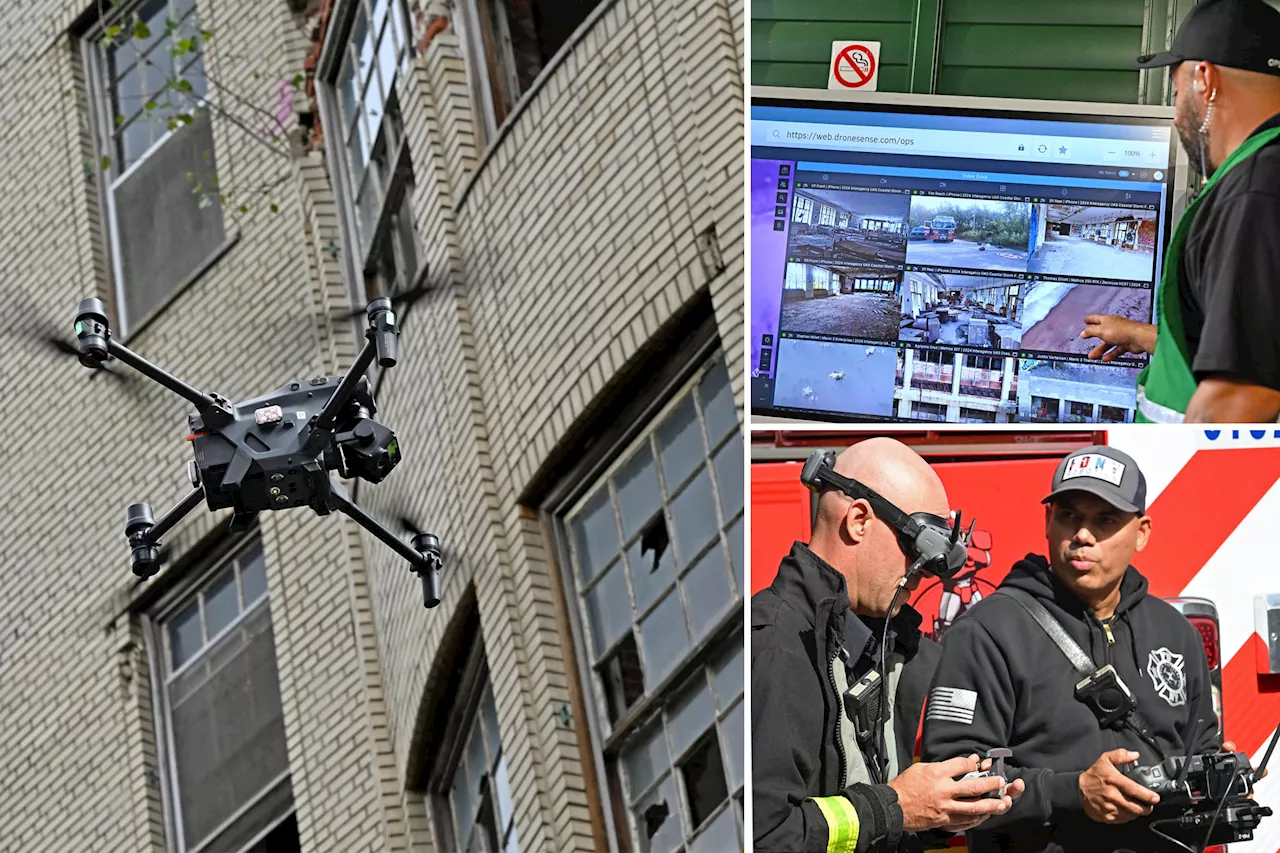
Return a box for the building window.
[912,400,948,421]
[431,638,519,853]
[85,0,226,335]
[792,195,812,224]
[561,351,744,853]
[453,0,604,145]
[818,204,836,226]
[320,0,419,304]
[150,541,299,853]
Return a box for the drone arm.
[73,297,225,415]
[301,298,400,457]
[328,478,442,607]
[149,486,206,541]
[106,340,222,412]
[301,336,378,456]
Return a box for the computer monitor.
[750,87,1189,425]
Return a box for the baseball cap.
[1042,446,1147,515]
[1133,0,1280,76]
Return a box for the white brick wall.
[0,0,743,851]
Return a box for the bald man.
[752,439,1023,853]
[1080,0,1280,422]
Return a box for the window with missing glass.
[150,541,300,853]
[792,195,813,224]
[85,0,227,335]
[561,351,744,853]
[432,641,520,853]
[452,0,605,147]
[320,0,419,306]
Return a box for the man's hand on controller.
[1081,749,1161,824]
[888,753,1026,833]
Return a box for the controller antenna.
[1252,722,1280,785]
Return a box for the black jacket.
[752,542,943,853]
[921,555,1219,853]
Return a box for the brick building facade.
[0,0,744,852]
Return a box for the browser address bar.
[753,120,1169,168]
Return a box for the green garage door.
[751,0,1220,106]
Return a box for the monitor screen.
[750,91,1182,424]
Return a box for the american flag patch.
[926,687,978,725]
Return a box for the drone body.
[73,296,443,607]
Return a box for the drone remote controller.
[1116,721,1279,846]
[959,748,1011,799]
[74,296,444,608]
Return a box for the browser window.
[751,99,1178,425]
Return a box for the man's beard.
[1175,98,1214,178]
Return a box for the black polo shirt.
[1178,112,1280,389]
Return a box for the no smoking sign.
[828,41,881,91]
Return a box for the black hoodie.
[921,555,1219,853]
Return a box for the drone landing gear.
[327,478,443,608]
[124,486,206,578]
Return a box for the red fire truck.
[751,430,1280,853]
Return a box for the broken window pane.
[599,635,645,723]
[680,733,728,830]
[634,773,681,853]
[627,514,676,614]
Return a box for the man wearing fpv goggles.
[753,438,1024,853]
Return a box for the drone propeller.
[332,279,433,321]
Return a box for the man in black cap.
[1079,0,1280,423]
[922,445,1221,852]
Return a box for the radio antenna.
[1253,721,1280,783]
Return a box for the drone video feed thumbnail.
[894,348,1018,423]
[1027,203,1157,283]
[778,262,901,343]
[1020,281,1152,361]
[773,338,898,417]
[899,271,1024,349]
[787,188,909,268]
[905,196,1032,273]
[1018,358,1142,424]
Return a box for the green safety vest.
[1135,125,1280,423]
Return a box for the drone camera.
[74,297,110,368]
[339,419,401,484]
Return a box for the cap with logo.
[1134,0,1280,76]
[1042,445,1147,515]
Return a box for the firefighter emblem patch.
[1147,647,1187,707]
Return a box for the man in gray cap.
[922,445,1221,852]
[1080,0,1280,423]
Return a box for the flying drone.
[72,295,443,608]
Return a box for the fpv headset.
[800,449,974,582]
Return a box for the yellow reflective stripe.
[809,795,860,853]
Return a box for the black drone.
[73,296,443,608]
